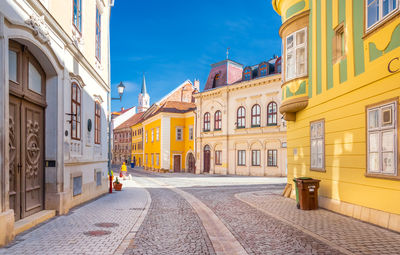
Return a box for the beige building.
[195,58,287,176]
[0,0,114,246]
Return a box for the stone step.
[14,210,56,236]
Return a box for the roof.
[156,80,193,105]
[115,112,145,130]
[146,101,196,119]
[112,106,134,116]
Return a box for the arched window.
[71,82,81,140]
[259,63,268,77]
[267,102,278,126]
[237,107,246,128]
[214,111,222,130]
[243,68,252,81]
[203,112,210,131]
[251,104,261,127]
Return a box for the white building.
[0,0,114,245]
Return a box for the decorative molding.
[69,72,86,87]
[279,96,309,121]
[94,94,104,104]
[25,14,51,45]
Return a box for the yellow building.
[143,101,196,172]
[131,120,144,167]
[273,0,400,231]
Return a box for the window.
[145,131,148,143]
[333,23,346,63]
[285,28,307,81]
[251,104,261,127]
[237,107,246,128]
[367,0,399,30]
[151,154,154,166]
[267,150,278,167]
[267,102,278,126]
[215,151,222,165]
[367,101,397,175]
[204,112,210,131]
[214,110,222,130]
[176,128,183,141]
[238,150,246,166]
[310,120,325,170]
[189,126,193,140]
[156,154,160,166]
[259,63,268,77]
[156,127,159,141]
[94,102,101,144]
[71,83,81,140]
[212,73,220,88]
[95,102,101,144]
[243,68,252,80]
[151,129,154,142]
[9,50,18,83]
[252,150,261,166]
[95,7,101,61]
[73,0,82,32]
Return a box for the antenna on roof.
[226,47,230,60]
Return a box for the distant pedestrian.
[133,157,136,169]
[120,161,127,178]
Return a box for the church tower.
[138,74,150,112]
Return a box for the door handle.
[17,163,22,174]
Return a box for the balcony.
[279,77,309,121]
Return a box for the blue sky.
[110,0,282,112]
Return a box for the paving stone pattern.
[237,191,400,255]
[0,181,148,255]
[123,177,215,255]
[184,185,344,255]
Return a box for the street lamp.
[108,81,125,193]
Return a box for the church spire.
[141,73,147,94]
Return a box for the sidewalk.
[0,179,150,255]
[236,191,400,255]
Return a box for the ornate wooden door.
[174,155,181,172]
[204,146,211,173]
[187,153,195,173]
[8,40,45,220]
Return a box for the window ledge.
[310,168,326,172]
[365,173,400,181]
[363,9,400,39]
[251,125,261,128]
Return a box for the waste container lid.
[293,177,313,182]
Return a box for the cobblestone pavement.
[123,177,215,255]
[236,191,400,255]
[0,180,149,255]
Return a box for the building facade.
[273,0,400,231]
[131,120,144,167]
[143,102,196,173]
[195,58,287,176]
[0,0,114,245]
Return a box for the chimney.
[194,79,200,91]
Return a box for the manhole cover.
[94,222,119,228]
[83,230,111,237]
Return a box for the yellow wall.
[275,0,400,215]
[131,123,143,167]
[143,118,161,170]
[169,114,194,170]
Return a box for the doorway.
[8,40,46,220]
[187,153,195,173]
[173,155,181,172]
[203,145,211,173]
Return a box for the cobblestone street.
[1,168,400,254]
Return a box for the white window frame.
[252,150,261,166]
[189,126,193,140]
[145,131,148,143]
[215,150,222,165]
[176,127,183,141]
[366,0,399,31]
[156,127,159,141]
[367,101,398,176]
[156,154,160,166]
[238,150,246,166]
[267,149,278,167]
[310,120,325,171]
[151,129,154,142]
[151,153,154,166]
[285,27,307,81]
